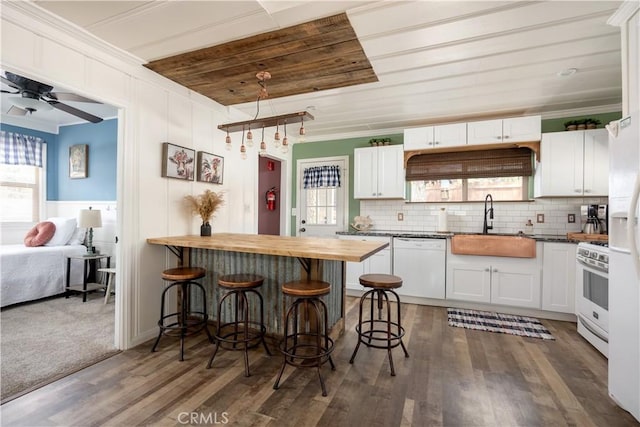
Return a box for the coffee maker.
[580,204,608,234]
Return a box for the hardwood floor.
[1,298,637,427]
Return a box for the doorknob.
[299,228,306,233]
[301,219,306,224]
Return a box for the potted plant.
[585,118,601,129]
[564,120,579,131]
[184,190,224,236]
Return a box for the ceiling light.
[557,68,578,77]
[218,71,313,159]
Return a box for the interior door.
[297,157,348,237]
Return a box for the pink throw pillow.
[24,221,56,247]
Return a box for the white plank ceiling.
[3,1,623,140]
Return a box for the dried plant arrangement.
[184,190,224,225]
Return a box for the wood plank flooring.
[2,298,638,426]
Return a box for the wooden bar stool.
[273,280,335,396]
[349,273,409,376]
[151,266,213,361]
[207,273,271,376]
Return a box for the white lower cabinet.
[338,235,391,291]
[447,247,542,309]
[541,242,577,313]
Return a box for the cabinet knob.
[377,193,382,196]
[493,268,498,272]
[428,142,433,146]
[372,193,376,196]
[485,268,490,272]
[575,189,582,193]
[504,135,510,139]
[434,141,440,145]
[584,189,592,193]
[496,136,502,139]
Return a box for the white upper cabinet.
[534,129,608,197]
[403,123,467,150]
[467,115,541,145]
[354,145,405,199]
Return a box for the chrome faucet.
[483,194,494,234]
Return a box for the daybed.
[0,244,87,307]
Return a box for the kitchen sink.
[450,234,536,258]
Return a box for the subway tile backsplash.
[359,197,608,236]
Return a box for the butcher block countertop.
[147,233,388,262]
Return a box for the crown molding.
[607,0,639,26]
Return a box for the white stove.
[576,241,609,356]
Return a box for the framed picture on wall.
[196,151,224,184]
[161,142,195,181]
[69,144,88,179]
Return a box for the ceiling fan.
[1,71,103,123]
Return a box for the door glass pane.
[304,188,337,225]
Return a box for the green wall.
[291,111,622,235]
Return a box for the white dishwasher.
[393,237,446,299]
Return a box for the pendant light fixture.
[218,71,313,159]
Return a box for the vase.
[200,222,211,236]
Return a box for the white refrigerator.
[608,112,640,422]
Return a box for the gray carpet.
[0,293,118,401]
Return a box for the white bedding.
[0,244,87,307]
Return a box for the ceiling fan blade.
[1,89,20,94]
[1,74,22,90]
[7,105,28,116]
[46,92,101,103]
[46,100,103,123]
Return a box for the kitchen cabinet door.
[433,123,467,148]
[467,116,541,145]
[502,116,542,143]
[534,131,584,196]
[403,126,433,150]
[542,242,577,313]
[582,129,609,196]
[534,129,608,197]
[467,119,503,145]
[354,145,404,199]
[446,262,491,303]
[354,147,378,199]
[491,263,541,309]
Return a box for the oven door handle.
[578,315,609,343]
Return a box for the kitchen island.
[147,233,388,339]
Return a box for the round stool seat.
[162,267,206,281]
[359,273,402,289]
[218,273,264,290]
[282,280,330,297]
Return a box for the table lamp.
[78,207,102,256]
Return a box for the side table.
[66,254,111,302]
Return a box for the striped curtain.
[0,131,44,167]
[303,165,341,189]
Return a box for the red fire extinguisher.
[266,187,277,211]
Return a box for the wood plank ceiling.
[144,13,377,106]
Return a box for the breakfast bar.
[146,233,388,338]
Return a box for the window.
[407,148,531,202]
[0,164,41,222]
[410,177,527,202]
[305,187,337,225]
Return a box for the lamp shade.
[78,209,102,228]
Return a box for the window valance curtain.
[0,131,45,167]
[303,165,341,189]
[406,148,533,181]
